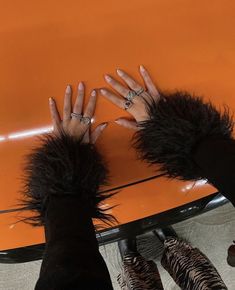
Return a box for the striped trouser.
[117,238,227,290]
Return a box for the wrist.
[44,195,97,244]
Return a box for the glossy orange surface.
[0,0,235,250]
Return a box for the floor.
[0,203,234,290]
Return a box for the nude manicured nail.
[49,97,54,104]
[91,90,96,96]
[78,82,84,90]
[66,85,71,93]
[104,75,112,82]
[116,69,124,76]
[100,89,106,95]
[140,65,145,72]
[101,122,108,129]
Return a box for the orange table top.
[0,0,235,251]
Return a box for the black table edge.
[0,192,228,263]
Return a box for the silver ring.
[71,113,82,120]
[126,90,137,102]
[124,100,133,110]
[135,88,145,96]
[81,116,91,125]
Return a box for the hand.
[49,83,108,144]
[99,65,160,130]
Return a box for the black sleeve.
[133,91,235,206]
[20,130,114,290]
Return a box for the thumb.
[115,118,138,130]
[90,122,108,144]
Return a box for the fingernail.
[101,122,108,129]
[115,119,121,124]
[100,89,106,95]
[49,97,54,104]
[117,69,124,76]
[66,85,71,93]
[91,90,96,96]
[140,65,145,72]
[78,82,84,90]
[104,74,112,82]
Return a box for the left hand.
[99,65,160,130]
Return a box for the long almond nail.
[140,65,145,72]
[49,97,54,104]
[116,69,124,76]
[100,89,106,95]
[78,82,84,90]
[115,119,121,124]
[91,90,96,96]
[66,85,71,93]
[101,122,108,129]
[104,75,112,82]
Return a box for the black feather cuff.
[19,130,114,226]
[134,91,234,180]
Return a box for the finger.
[116,69,143,92]
[115,118,138,130]
[82,128,90,143]
[73,82,84,114]
[49,97,61,130]
[139,65,160,98]
[100,88,125,109]
[83,90,97,118]
[63,85,72,121]
[104,74,130,98]
[90,122,108,144]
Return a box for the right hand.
[49,83,108,144]
[99,65,160,130]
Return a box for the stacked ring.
[71,113,91,125]
[126,90,137,102]
[135,88,145,96]
[71,112,82,120]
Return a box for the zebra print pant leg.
[117,253,164,290]
[161,238,228,290]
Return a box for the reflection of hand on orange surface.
[49,83,108,144]
[100,65,160,130]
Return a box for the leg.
[154,229,228,290]
[227,241,235,267]
[117,237,164,290]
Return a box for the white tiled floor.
[0,203,235,290]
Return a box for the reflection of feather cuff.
[20,130,114,226]
[134,92,234,180]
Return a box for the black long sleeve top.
[21,91,235,289]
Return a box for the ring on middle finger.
[71,112,83,120]
[126,90,137,102]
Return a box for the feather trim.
[19,129,115,226]
[134,91,234,180]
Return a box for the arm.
[20,83,114,290]
[133,92,235,206]
[21,132,114,290]
[100,66,235,206]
